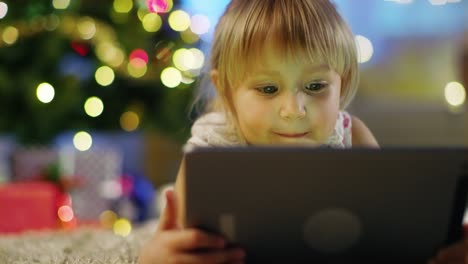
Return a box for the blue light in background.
[180,0,230,42]
[180,0,467,65]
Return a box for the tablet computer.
[183,147,468,263]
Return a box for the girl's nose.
[279,91,306,120]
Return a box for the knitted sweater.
[185,111,352,151]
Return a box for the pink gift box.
[0,182,61,233]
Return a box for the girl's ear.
[210,69,220,93]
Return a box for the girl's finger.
[164,229,226,251]
[157,188,179,231]
[170,248,245,264]
[433,240,468,262]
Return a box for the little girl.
[139,0,467,263]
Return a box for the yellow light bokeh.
[96,43,125,67]
[120,111,140,132]
[137,8,149,21]
[0,2,8,19]
[181,76,195,84]
[100,210,118,229]
[73,131,93,151]
[127,61,147,78]
[142,13,162,33]
[161,67,182,88]
[113,218,132,237]
[52,0,71,9]
[355,35,373,64]
[45,14,60,31]
[36,82,55,103]
[444,82,466,107]
[77,17,96,40]
[168,10,191,32]
[190,14,210,35]
[84,97,104,117]
[180,29,199,44]
[113,0,133,13]
[96,42,115,61]
[57,205,74,222]
[173,48,194,71]
[2,26,18,45]
[95,66,115,86]
[189,48,205,70]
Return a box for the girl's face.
[231,44,342,146]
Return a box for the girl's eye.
[305,82,327,93]
[257,85,278,94]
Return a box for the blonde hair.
[195,0,359,119]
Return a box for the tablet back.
[184,147,468,263]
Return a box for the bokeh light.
[147,0,173,13]
[114,0,133,13]
[161,67,182,88]
[45,14,60,31]
[190,14,210,35]
[73,131,93,151]
[100,179,122,199]
[129,49,149,64]
[129,58,147,68]
[181,76,195,84]
[100,210,118,229]
[429,0,447,5]
[189,48,205,70]
[36,82,55,103]
[57,205,74,222]
[355,35,374,63]
[113,218,132,237]
[77,17,96,40]
[52,0,71,10]
[127,61,147,78]
[120,111,140,131]
[180,29,200,44]
[444,82,466,107]
[154,41,174,61]
[173,48,195,71]
[2,26,19,45]
[95,66,115,86]
[96,43,125,67]
[0,2,8,19]
[142,13,162,32]
[387,0,413,3]
[84,97,104,117]
[137,8,149,21]
[168,10,191,32]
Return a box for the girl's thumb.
[157,188,179,230]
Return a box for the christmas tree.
[0,0,206,144]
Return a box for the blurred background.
[0,0,467,233]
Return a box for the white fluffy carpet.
[0,221,156,264]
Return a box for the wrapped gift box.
[60,148,123,220]
[12,147,58,181]
[0,182,61,233]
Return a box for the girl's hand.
[138,188,246,264]
[429,239,468,264]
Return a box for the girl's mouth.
[273,132,309,138]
